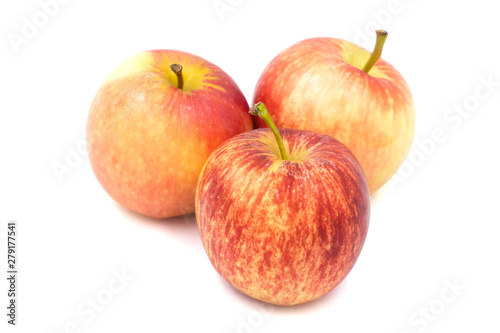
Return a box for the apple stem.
[249,102,288,160]
[170,64,184,90]
[362,30,388,74]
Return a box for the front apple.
[196,103,370,306]
[87,50,252,218]
[253,31,415,194]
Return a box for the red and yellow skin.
[87,50,252,218]
[196,127,370,306]
[253,37,415,194]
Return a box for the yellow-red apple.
[195,102,370,306]
[253,31,415,193]
[87,50,252,218]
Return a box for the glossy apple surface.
[87,50,252,218]
[253,36,415,193]
[196,127,370,305]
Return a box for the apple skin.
[253,37,415,194]
[87,50,252,218]
[195,128,370,306]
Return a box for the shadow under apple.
[112,201,202,249]
[216,272,349,316]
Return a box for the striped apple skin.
[253,37,415,194]
[195,128,370,306]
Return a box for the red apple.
[253,30,415,194]
[195,102,370,306]
[87,50,252,218]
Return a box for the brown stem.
[170,64,184,90]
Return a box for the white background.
[1,0,500,332]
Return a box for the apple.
[87,50,252,218]
[253,30,415,194]
[195,102,370,306]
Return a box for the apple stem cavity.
[250,102,288,160]
[362,30,388,74]
[170,64,184,90]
